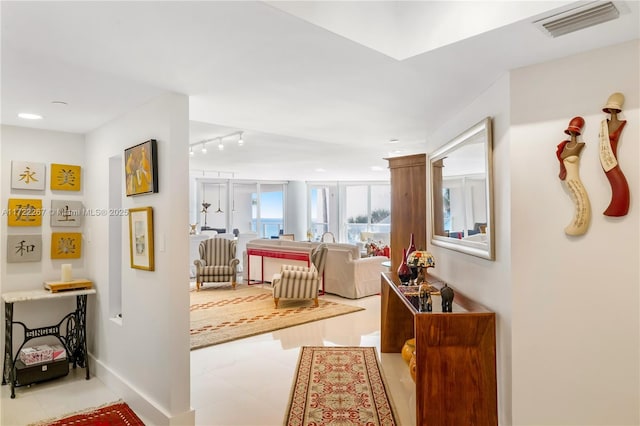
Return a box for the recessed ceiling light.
[18,113,43,120]
[388,139,399,144]
[51,101,68,106]
[315,168,326,172]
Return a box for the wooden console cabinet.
[381,273,497,425]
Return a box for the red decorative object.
[364,240,389,257]
[600,92,629,217]
[397,248,412,285]
[285,346,398,426]
[37,401,144,426]
[556,116,590,236]
[406,233,416,260]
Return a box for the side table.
[2,287,96,398]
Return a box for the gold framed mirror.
[430,117,494,260]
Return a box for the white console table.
[2,288,96,398]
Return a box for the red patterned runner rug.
[29,400,145,426]
[285,346,398,426]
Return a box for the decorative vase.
[401,338,416,365]
[406,233,416,259]
[406,233,418,283]
[409,351,417,383]
[397,248,412,285]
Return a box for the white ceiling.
[2,1,639,180]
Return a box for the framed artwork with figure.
[128,207,154,270]
[125,139,158,196]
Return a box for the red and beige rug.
[285,346,398,426]
[29,400,144,426]
[190,285,364,350]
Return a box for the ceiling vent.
[534,1,622,38]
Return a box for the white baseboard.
[90,355,195,426]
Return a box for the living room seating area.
[244,238,387,299]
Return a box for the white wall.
[1,126,87,348]
[84,93,193,425]
[510,40,639,425]
[425,39,639,426]
[286,180,307,240]
[425,73,512,424]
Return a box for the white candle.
[61,264,72,282]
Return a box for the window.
[342,183,390,245]
[197,180,285,238]
[442,188,451,232]
[256,183,284,238]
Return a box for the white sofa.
[324,248,387,299]
[244,239,387,299]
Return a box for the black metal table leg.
[76,295,90,379]
[3,302,16,398]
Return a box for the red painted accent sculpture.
[599,92,629,217]
[556,116,590,236]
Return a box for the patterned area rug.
[285,346,398,426]
[29,400,144,426]
[190,285,364,350]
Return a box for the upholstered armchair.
[194,238,240,291]
[272,244,328,308]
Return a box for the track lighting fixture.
[189,130,245,155]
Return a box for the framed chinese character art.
[128,207,154,270]
[51,163,81,191]
[50,200,83,227]
[11,161,45,190]
[51,232,82,259]
[7,198,43,226]
[125,139,158,196]
[7,235,42,262]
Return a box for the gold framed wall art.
[128,206,154,270]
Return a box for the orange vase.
[409,351,417,383]
[401,338,415,365]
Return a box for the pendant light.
[216,183,223,213]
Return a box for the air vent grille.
[535,1,620,38]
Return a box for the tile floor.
[1,285,416,426]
